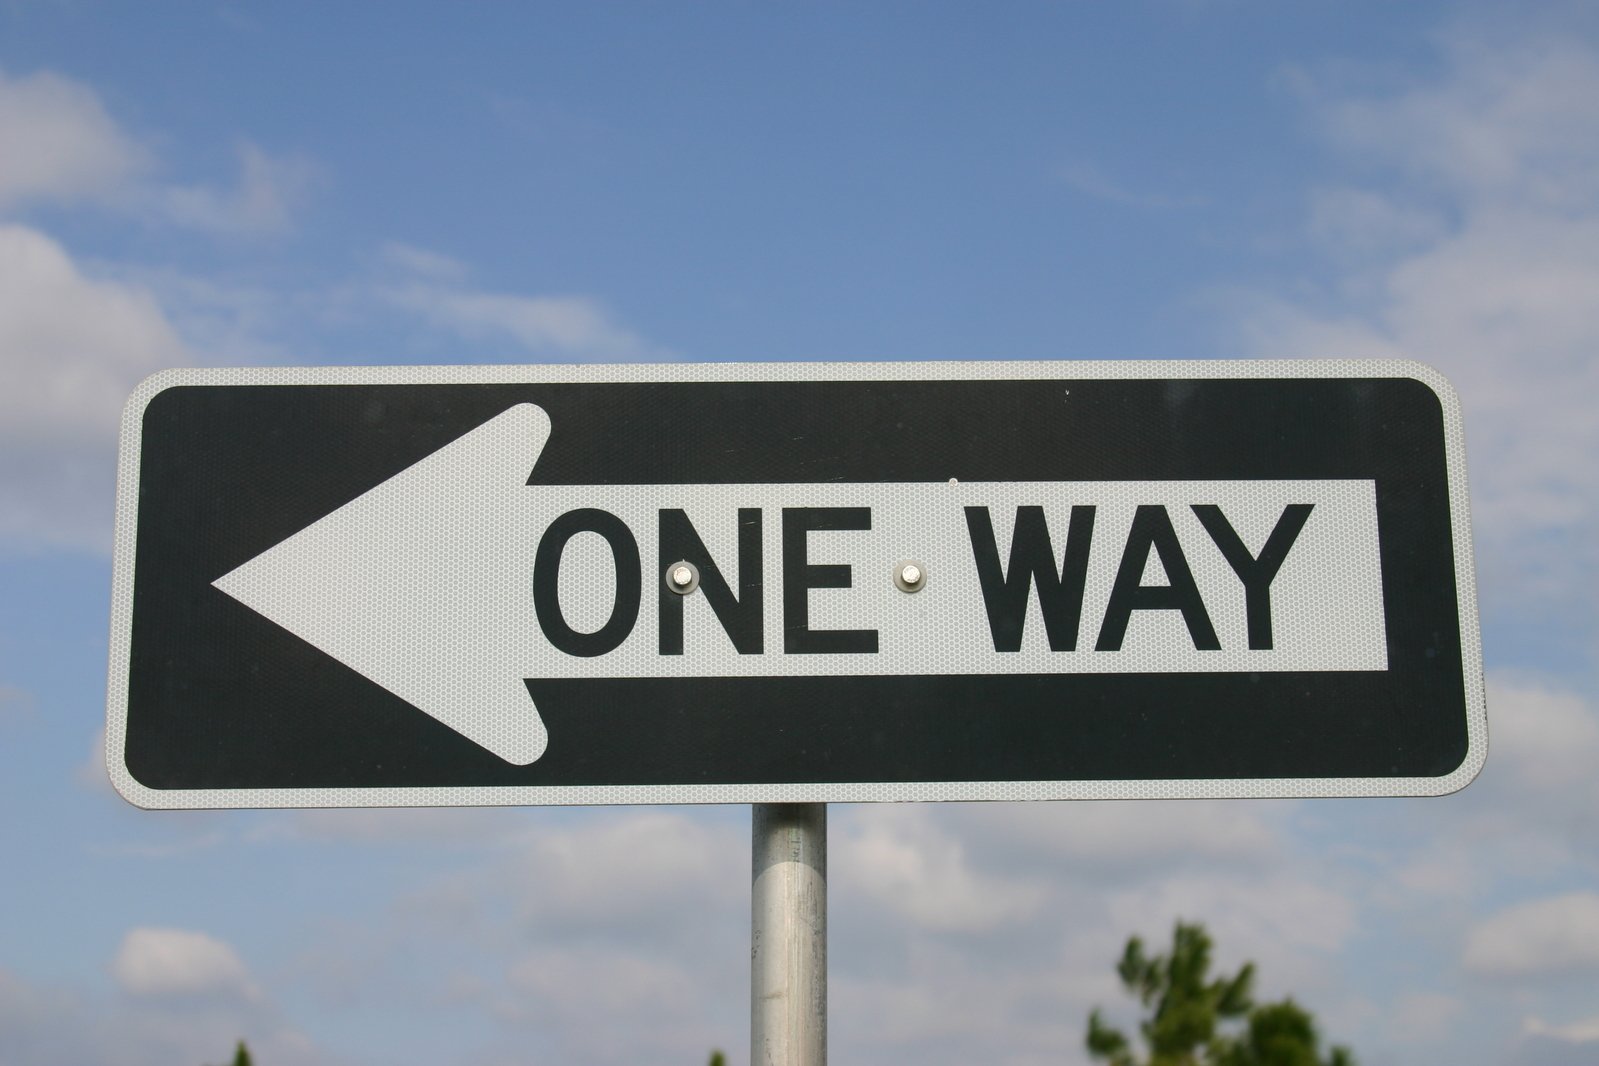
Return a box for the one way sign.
[105,360,1486,808]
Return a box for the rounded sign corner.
[123,367,198,426]
[1386,359,1465,416]
[107,750,168,811]
[1418,735,1488,798]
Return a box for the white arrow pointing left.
[213,402,554,765]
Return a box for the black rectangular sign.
[106,361,1486,807]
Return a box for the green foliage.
[207,1042,253,1066]
[707,1051,727,1066]
[1210,1000,1358,1066]
[1085,922,1354,1066]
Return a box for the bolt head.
[671,565,694,587]
[894,560,926,592]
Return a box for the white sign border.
[106,358,1487,808]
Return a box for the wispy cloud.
[1464,892,1599,979]
[1524,1014,1599,1045]
[1314,36,1599,211]
[0,68,327,553]
[501,946,717,1060]
[394,288,652,359]
[0,950,326,1066]
[0,66,318,235]
[837,806,1048,933]
[1227,32,1599,632]
[0,224,187,552]
[1059,161,1207,209]
[0,65,146,210]
[111,928,261,1003]
[0,67,326,553]
[1390,992,1465,1044]
[378,241,468,282]
[379,242,665,361]
[159,141,321,236]
[278,807,747,1062]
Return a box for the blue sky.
[2,3,1598,1064]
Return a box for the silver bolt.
[665,561,700,594]
[894,560,926,593]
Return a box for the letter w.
[965,506,1096,652]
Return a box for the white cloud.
[1107,871,1358,966]
[0,964,322,1066]
[0,73,295,555]
[1463,892,1599,979]
[836,806,1048,933]
[73,727,110,793]
[0,68,313,236]
[0,66,145,210]
[1525,1014,1599,1044]
[1382,674,1599,903]
[110,928,259,1002]
[104,265,291,366]
[508,809,744,929]
[820,801,1361,1065]
[379,243,660,360]
[90,833,231,860]
[299,810,750,1063]
[1390,833,1481,899]
[1305,187,1449,256]
[498,945,731,1064]
[946,799,1282,876]
[1317,36,1599,210]
[378,241,468,282]
[1234,33,1599,626]
[0,226,185,441]
[161,141,320,235]
[836,955,1093,1064]
[390,283,655,360]
[266,806,526,846]
[0,224,186,551]
[1390,991,1464,1043]
[1059,161,1206,209]
[506,944,695,1017]
[277,808,748,1020]
[1485,676,1599,809]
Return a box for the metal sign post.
[752,803,827,1066]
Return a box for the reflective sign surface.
[107,360,1486,807]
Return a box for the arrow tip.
[211,401,557,768]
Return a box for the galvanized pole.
[751,802,827,1066]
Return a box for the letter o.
[533,509,641,657]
